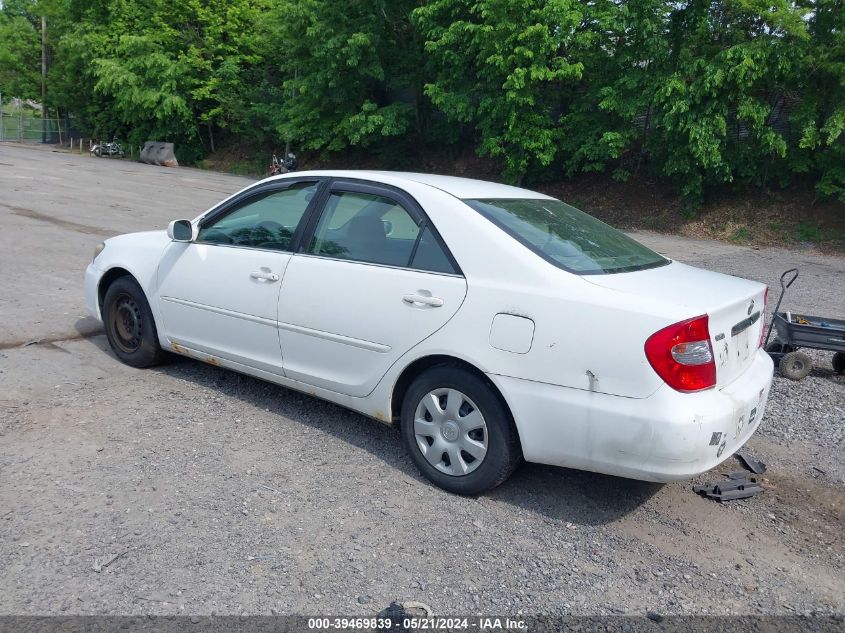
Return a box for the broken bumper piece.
[694,472,763,502]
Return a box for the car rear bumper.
[84,262,103,322]
[489,348,774,482]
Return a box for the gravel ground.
[0,144,843,617]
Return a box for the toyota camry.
[85,171,774,494]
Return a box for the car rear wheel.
[400,366,521,495]
[102,276,166,368]
[779,351,812,381]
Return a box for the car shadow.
[488,462,662,525]
[141,352,661,526]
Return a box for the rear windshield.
[464,198,668,275]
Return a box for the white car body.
[84,171,773,482]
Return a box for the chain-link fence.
[0,95,79,144]
[0,95,144,158]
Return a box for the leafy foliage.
[46,0,271,160]
[265,0,421,151]
[0,3,40,100]
[0,0,842,203]
[414,0,584,182]
[792,0,845,202]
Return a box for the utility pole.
[41,16,47,144]
[284,68,297,157]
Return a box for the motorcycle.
[269,151,298,175]
[91,137,125,158]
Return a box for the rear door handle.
[250,270,280,282]
[403,294,444,307]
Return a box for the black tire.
[94,147,102,157]
[102,276,166,368]
[833,352,845,374]
[779,351,812,381]
[400,366,521,495]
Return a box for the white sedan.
[84,171,774,494]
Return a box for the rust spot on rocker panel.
[372,410,395,426]
[170,342,189,356]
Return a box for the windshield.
[464,198,668,275]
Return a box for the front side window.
[197,182,317,250]
[464,198,668,274]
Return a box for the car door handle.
[250,270,280,282]
[403,294,444,307]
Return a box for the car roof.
[285,170,555,200]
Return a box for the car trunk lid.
[585,261,767,388]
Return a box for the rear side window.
[411,227,455,274]
[464,198,668,274]
[309,190,457,274]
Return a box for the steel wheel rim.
[413,388,488,476]
[109,293,143,353]
[789,358,805,372]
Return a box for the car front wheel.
[400,366,521,495]
[102,276,166,368]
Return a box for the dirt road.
[1,144,842,616]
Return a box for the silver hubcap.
[414,388,488,476]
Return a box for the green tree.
[11,0,845,205]
[50,0,270,160]
[0,4,40,99]
[648,0,809,198]
[557,0,672,181]
[266,0,422,153]
[555,0,813,200]
[414,0,584,183]
[792,0,845,202]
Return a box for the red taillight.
[645,315,716,392]
[758,287,769,348]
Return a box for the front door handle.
[250,269,280,282]
[403,294,444,307]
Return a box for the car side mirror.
[167,219,193,242]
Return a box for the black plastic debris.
[693,473,763,502]
[736,450,767,474]
[376,601,433,633]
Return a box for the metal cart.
[764,268,845,380]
